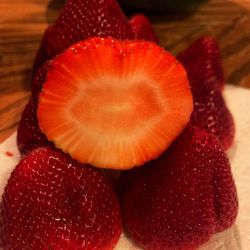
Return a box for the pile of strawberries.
[0,0,238,249]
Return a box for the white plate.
[0,85,250,250]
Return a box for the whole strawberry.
[129,14,158,43]
[177,37,235,149]
[17,97,54,155]
[33,0,134,73]
[190,83,235,150]
[0,147,121,249]
[177,37,225,91]
[17,62,52,155]
[119,127,238,250]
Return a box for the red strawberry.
[177,37,225,91]
[118,127,238,250]
[0,147,121,249]
[32,27,52,77]
[190,83,235,149]
[34,0,134,72]
[32,61,52,97]
[37,37,193,170]
[17,62,52,155]
[129,14,158,43]
[17,98,54,155]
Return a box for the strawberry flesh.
[119,126,238,250]
[37,37,193,170]
[0,147,121,249]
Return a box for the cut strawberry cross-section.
[38,37,193,170]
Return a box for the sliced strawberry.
[129,14,158,43]
[118,126,238,250]
[177,37,225,91]
[34,0,134,72]
[37,37,193,170]
[0,147,121,249]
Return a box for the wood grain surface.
[0,0,250,143]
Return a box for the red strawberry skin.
[17,98,54,155]
[17,62,52,155]
[129,14,158,42]
[34,0,134,71]
[0,147,121,250]
[176,37,234,149]
[32,27,52,77]
[118,127,238,250]
[32,61,52,97]
[190,83,235,150]
[177,37,225,91]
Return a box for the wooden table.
[0,0,250,143]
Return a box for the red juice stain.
[5,151,14,157]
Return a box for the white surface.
[0,85,250,250]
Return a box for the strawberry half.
[129,14,158,43]
[118,126,238,250]
[177,37,225,91]
[0,147,121,249]
[37,37,193,170]
[34,0,134,72]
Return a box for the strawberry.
[190,83,235,149]
[37,37,193,170]
[32,61,52,97]
[118,126,238,250]
[176,37,234,149]
[177,37,225,91]
[0,147,121,249]
[34,0,134,72]
[129,14,158,43]
[32,27,52,77]
[17,98,54,155]
[17,62,52,155]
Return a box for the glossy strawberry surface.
[177,37,225,91]
[119,127,238,250]
[190,83,235,150]
[129,14,158,42]
[34,0,134,71]
[0,147,121,249]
